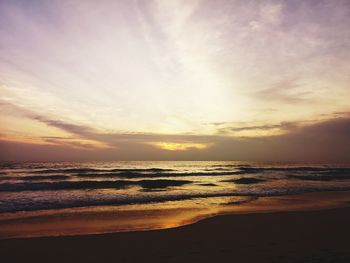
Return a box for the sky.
[0,0,350,162]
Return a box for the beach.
[1,207,350,263]
[1,162,350,262]
[2,0,350,262]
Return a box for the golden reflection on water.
[1,191,350,239]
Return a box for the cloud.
[217,122,297,134]
[253,79,313,103]
[0,100,216,149]
[1,0,350,136]
[258,1,283,26]
[0,100,99,139]
[1,101,350,163]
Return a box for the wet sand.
[1,206,350,263]
[2,191,350,239]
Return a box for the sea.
[1,161,350,238]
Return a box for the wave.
[288,174,350,181]
[1,166,350,182]
[223,178,268,184]
[32,168,174,174]
[0,175,70,181]
[1,185,350,213]
[0,179,192,192]
[1,162,350,214]
[75,171,239,179]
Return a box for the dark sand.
[1,207,350,263]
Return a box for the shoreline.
[1,206,350,262]
[1,190,350,240]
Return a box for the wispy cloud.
[217,122,297,134]
[253,79,313,103]
[1,100,350,162]
[2,114,350,162]
[2,0,349,133]
[0,100,215,148]
[1,0,350,161]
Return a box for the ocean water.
[1,161,350,214]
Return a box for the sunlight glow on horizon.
[151,142,208,151]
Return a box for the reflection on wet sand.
[1,191,350,239]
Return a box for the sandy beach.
[1,206,350,263]
[1,0,350,262]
